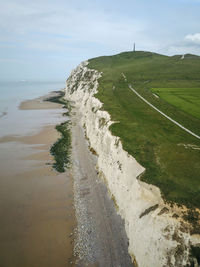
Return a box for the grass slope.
[88,51,200,208]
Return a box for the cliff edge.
[65,60,200,267]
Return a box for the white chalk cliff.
[65,61,200,267]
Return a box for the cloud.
[1,0,198,56]
[159,33,200,56]
[0,0,148,53]
[0,0,200,80]
[185,33,200,44]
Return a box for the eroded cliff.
[65,61,200,267]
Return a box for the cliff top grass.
[88,51,200,209]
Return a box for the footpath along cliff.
[64,61,200,267]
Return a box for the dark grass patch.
[139,204,159,218]
[45,91,72,112]
[46,90,71,173]
[44,91,65,104]
[189,245,200,266]
[183,209,200,235]
[50,121,71,172]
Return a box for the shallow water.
[0,81,65,137]
[0,82,76,266]
[0,81,65,111]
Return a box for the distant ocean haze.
[0,81,66,137]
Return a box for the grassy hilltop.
[88,51,200,208]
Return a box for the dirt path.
[71,110,133,267]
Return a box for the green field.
[151,87,200,119]
[88,51,200,208]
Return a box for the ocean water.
[0,81,66,137]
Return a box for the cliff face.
[65,61,199,267]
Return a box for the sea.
[0,80,66,137]
[0,80,75,267]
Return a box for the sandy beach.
[0,93,76,267]
[19,91,63,110]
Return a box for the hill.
[88,51,200,208]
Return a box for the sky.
[0,0,200,81]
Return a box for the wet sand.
[19,91,62,110]
[0,95,76,266]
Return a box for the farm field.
[89,51,200,208]
[151,87,200,119]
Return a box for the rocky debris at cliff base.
[71,111,133,266]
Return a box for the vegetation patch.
[99,117,106,128]
[183,209,200,235]
[45,90,72,112]
[111,194,119,211]
[46,91,71,172]
[50,121,71,172]
[189,245,200,266]
[89,146,98,156]
[139,204,159,218]
[88,51,200,209]
[158,207,169,216]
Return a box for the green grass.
[151,87,200,119]
[88,51,200,208]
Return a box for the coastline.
[62,65,133,266]
[19,91,63,110]
[69,96,133,267]
[0,93,76,266]
[65,61,200,267]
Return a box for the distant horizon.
[1,48,199,82]
[0,79,65,83]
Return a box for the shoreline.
[19,91,63,110]
[0,92,76,267]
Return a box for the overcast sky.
[0,0,200,81]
